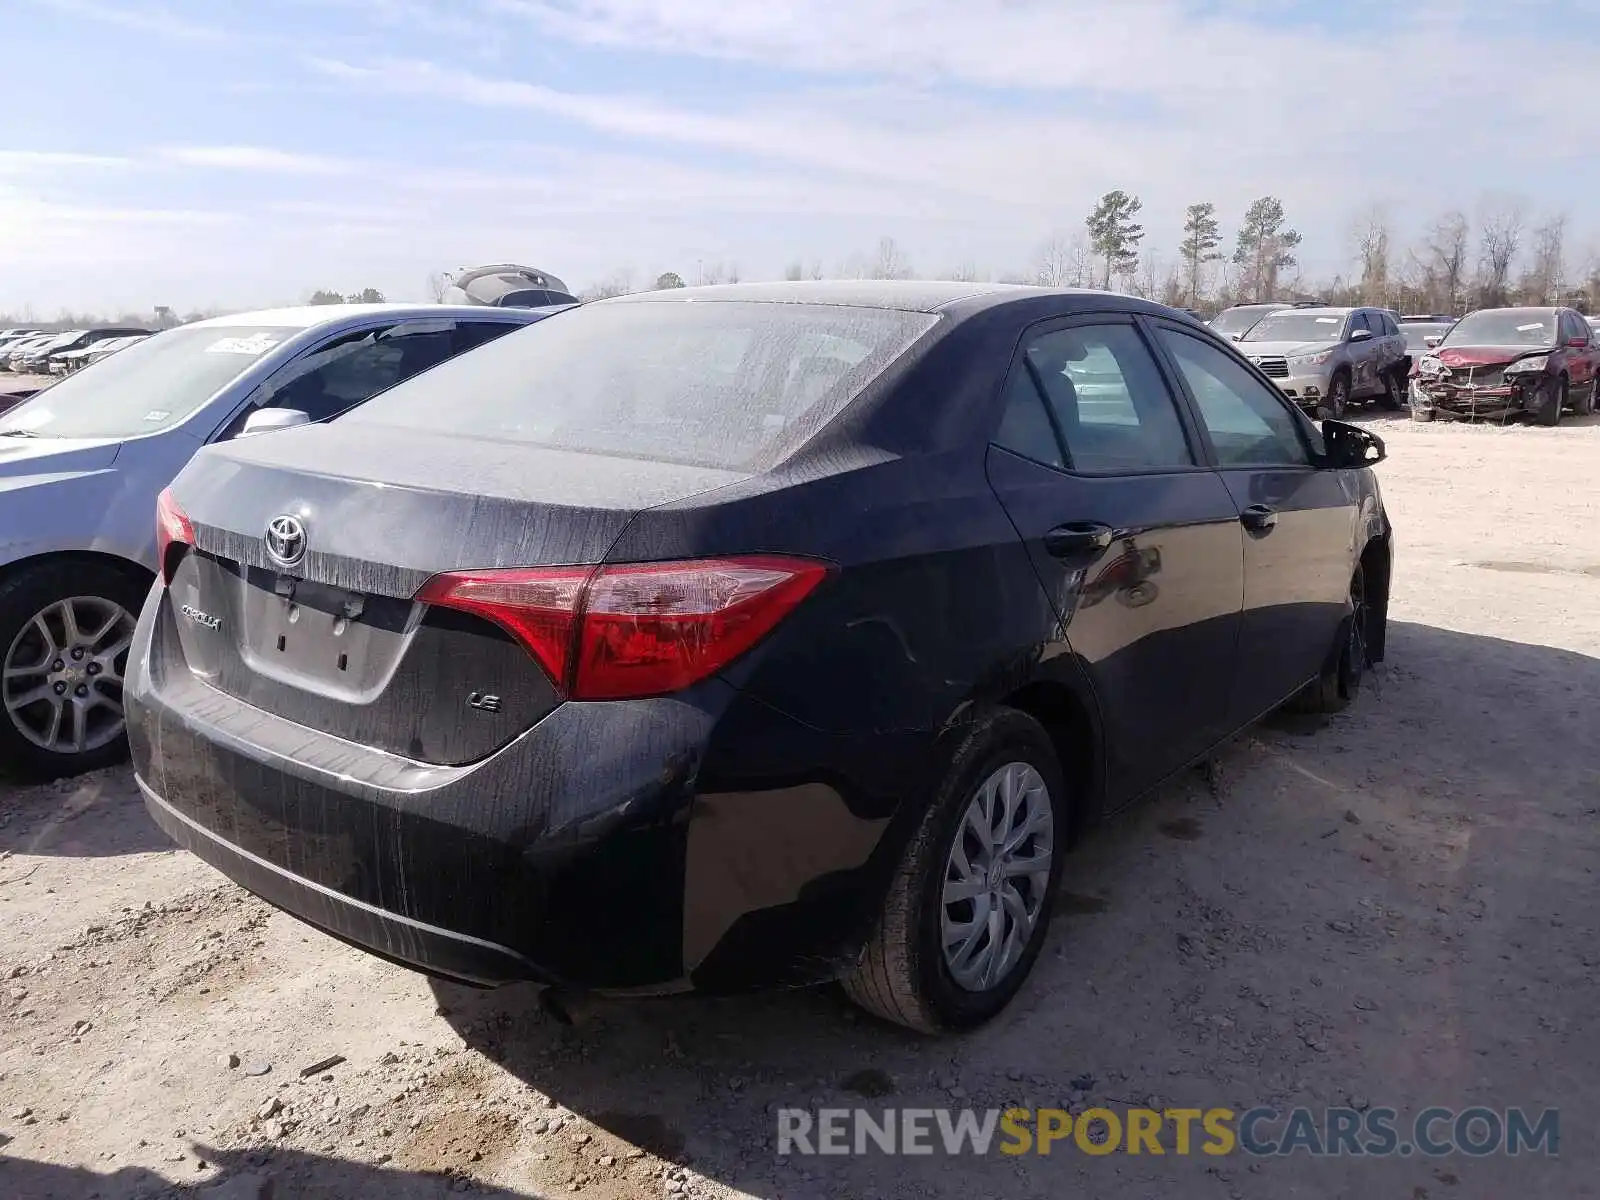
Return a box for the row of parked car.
[0,281,1393,1034]
[1206,301,1600,425]
[0,325,153,380]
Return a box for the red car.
[1411,306,1598,424]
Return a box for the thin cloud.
[154,145,353,175]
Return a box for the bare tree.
[580,268,636,301]
[1351,203,1393,307]
[1523,213,1568,304]
[870,237,913,280]
[1475,199,1525,307]
[945,262,985,283]
[1421,211,1470,314]
[1134,249,1163,301]
[1032,234,1078,287]
[808,259,825,281]
[426,270,458,302]
[784,262,804,282]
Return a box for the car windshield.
[1210,307,1279,336]
[1442,310,1557,347]
[0,325,295,439]
[1403,324,1450,352]
[1242,312,1347,343]
[346,300,940,470]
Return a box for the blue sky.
[1,0,1594,312]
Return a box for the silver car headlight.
[1288,349,1334,369]
[1503,355,1548,374]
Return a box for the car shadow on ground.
[412,619,1600,1198]
[0,766,171,858]
[0,1143,544,1199]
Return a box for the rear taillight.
[155,487,194,585]
[416,556,830,701]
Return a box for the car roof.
[1276,306,1353,317]
[601,279,1205,318]
[603,279,1052,314]
[189,303,542,330]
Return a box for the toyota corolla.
[127,282,1393,1033]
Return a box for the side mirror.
[1348,328,1373,342]
[1424,334,1443,348]
[1321,419,1386,469]
[1229,332,1243,341]
[236,408,311,438]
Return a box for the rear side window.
[995,323,1194,474]
[346,302,938,470]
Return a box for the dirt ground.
[3,413,1598,1200]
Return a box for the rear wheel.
[842,708,1067,1033]
[1535,377,1566,426]
[0,561,143,780]
[1577,378,1597,418]
[1289,563,1369,715]
[1375,368,1404,411]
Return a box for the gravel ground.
[3,412,1598,1200]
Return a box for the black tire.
[1577,379,1597,418]
[842,708,1069,1033]
[0,559,146,781]
[1289,563,1369,715]
[1324,371,1351,419]
[1535,377,1565,426]
[1375,369,1403,411]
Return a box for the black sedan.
[127,282,1393,1033]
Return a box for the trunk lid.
[162,423,746,764]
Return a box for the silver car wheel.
[2,596,135,755]
[940,762,1055,992]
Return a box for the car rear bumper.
[138,775,545,986]
[127,585,908,993]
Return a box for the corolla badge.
[180,604,222,630]
[264,514,308,569]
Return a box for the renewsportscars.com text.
[776,1106,1559,1158]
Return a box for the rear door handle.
[1044,522,1115,559]
[1240,504,1278,533]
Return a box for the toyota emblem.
[264,514,308,570]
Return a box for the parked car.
[3,333,60,371]
[56,333,148,373]
[127,281,1394,1033]
[1207,302,1293,340]
[9,330,87,373]
[0,302,565,778]
[1410,306,1597,424]
[34,327,153,375]
[1399,320,1454,372]
[1235,306,1408,416]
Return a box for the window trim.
[1142,316,1322,472]
[989,312,1213,479]
[205,315,526,442]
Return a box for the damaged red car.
[1411,306,1598,424]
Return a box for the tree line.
[6,193,1589,329]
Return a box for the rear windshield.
[345,300,939,470]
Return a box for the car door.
[1559,310,1596,400]
[1345,311,1378,395]
[209,318,522,441]
[1150,321,1361,727]
[985,315,1245,803]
